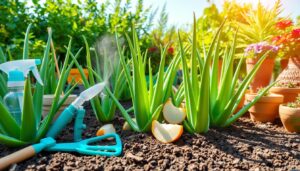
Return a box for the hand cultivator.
[0,83,122,170]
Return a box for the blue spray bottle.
[0,59,43,124]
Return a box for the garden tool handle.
[74,107,86,142]
[0,146,36,170]
[46,105,77,138]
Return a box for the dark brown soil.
[0,103,299,171]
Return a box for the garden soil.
[0,102,299,171]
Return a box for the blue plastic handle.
[46,133,122,157]
[46,105,77,138]
[74,108,86,142]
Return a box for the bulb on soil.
[96,124,116,137]
[122,118,136,131]
[151,120,183,143]
[163,99,186,124]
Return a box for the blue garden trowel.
[0,83,122,170]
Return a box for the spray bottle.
[0,59,43,124]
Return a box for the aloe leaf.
[106,87,140,132]
[55,83,78,113]
[0,133,26,147]
[33,28,52,125]
[125,32,149,128]
[0,102,20,138]
[183,120,195,134]
[0,47,6,63]
[23,24,32,60]
[216,51,270,125]
[191,14,200,100]
[20,79,36,142]
[224,81,277,126]
[36,39,76,140]
[179,32,195,128]
[142,104,163,132]
[150,47,167,114]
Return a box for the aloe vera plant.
[105,26,180,132]
[0,25,77,146]
[180,17,276,134]
[71,36,130,123]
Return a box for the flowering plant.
[276,20,293,30]
[245,41,279,58]
[272,28,300,57]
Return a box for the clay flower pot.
[67,68,89,84]
[246,58,275,93]
[43,94,77,122]
[270,56,300,103]
[245,93,284,122]
[279,105,300,133]
[270,87,300,103]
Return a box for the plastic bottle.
[0,59,43,125]
[3,85,24,124]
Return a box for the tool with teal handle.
[0,82,123,170]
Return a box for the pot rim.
[246,93,284,103]
[270,87,300,94]
[43,94,77,99]
[279,104,300,111]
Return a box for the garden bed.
[0,103,299,170]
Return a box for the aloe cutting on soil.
[0,25,77,146]
[179,16,276,134]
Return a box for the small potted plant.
[279,94,300,133]
[244,42,279,93]
[246,88,284,122]
[270,28,300,102]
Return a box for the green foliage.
[237,0,283,47]
[146,4,176,73]
[0,0,155,64]
[0,25,76,147]
[179,17,276,134]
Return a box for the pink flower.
[245,42,279,56]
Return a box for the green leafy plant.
[179,17,276,134]
[70,36,130,123]
[237,0,283,47]
[1,0,156,65]
[106,26,180,132]
[0,25,77,147]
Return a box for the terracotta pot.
[280,58,289,70]
[42,94,77,122]
[67,69,89,84]
[246,93,284,122]
[246,58,275,93]
[270,56,300,103]
[279,105,300,133]
[270,87,300,103]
